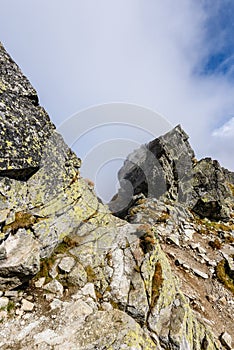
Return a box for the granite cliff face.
[0,43,233,350]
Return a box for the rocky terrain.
[0,42,233,349]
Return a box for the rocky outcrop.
[0,42,52,180]
[109,126,233,221]
[0,42,233,349]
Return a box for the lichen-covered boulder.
[0,43,55,180]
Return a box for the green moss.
[85,265,96,283]
[34,256,56,283]
[7,300,15,313]
[216,256,234,295]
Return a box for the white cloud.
[212,117,234,137]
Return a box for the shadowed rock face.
[109,126,233,221]
[0,43,54,180]
[0,42,233,349]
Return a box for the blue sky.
[0,1,234,199]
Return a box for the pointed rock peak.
[109,125,233,221]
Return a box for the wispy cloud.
[212,117,234,137]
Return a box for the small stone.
[49,262,58,279]
[21,299,34,312]
[167,235,180,246]
[58,256,75,273]
[192,268,209,279]
[174,299,180,307]
[35,277,46,288]
[184,228,195,240]
[226,256,234,274]
[0,297,9,308]
[72,283,96,301]
[0,209,10,222]
[0,291,3,297]
[207,295,216,303]
[197,246,206,254]
[4,290,18,298]
[220,332,232,350]
[43,293,55,301]
[101,302,113,311]
[190,243,200,250]
[22,313,31,320]
[182,264,190,271]
[0,310,8,321]
[219,296,227,305]
[43,279,63,297]
[15,309,24,317]
[200,254,210,263]
[26,295,33,301]
[0,245,7,260]
[50,299,64,310]
[66,262,87,287]
[209,268,215,275]
[175,259,183,266]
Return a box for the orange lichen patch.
[151,261,163,308]
[228,183,234,196]
[156,211,170,223]
[83,178,94,187]
[209,238,222,250]
[2,211,45,234]
[137,224,156,254]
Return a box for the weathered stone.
[50,298,65,310]
[0,296,9,308]
[167,234,180,246]
[43,279,64,297]
[220,332,232,350]
[192,158,232,221]
[192,268,209,279]
[66,262,87,287]
[4,290,18,298]
[58,256,75,273]
[0,230,40,290]
[48,262,58,279]
[0,245,6,260]
[21,299,34,312]
[184,228,195,240]
[34,277,46,288]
